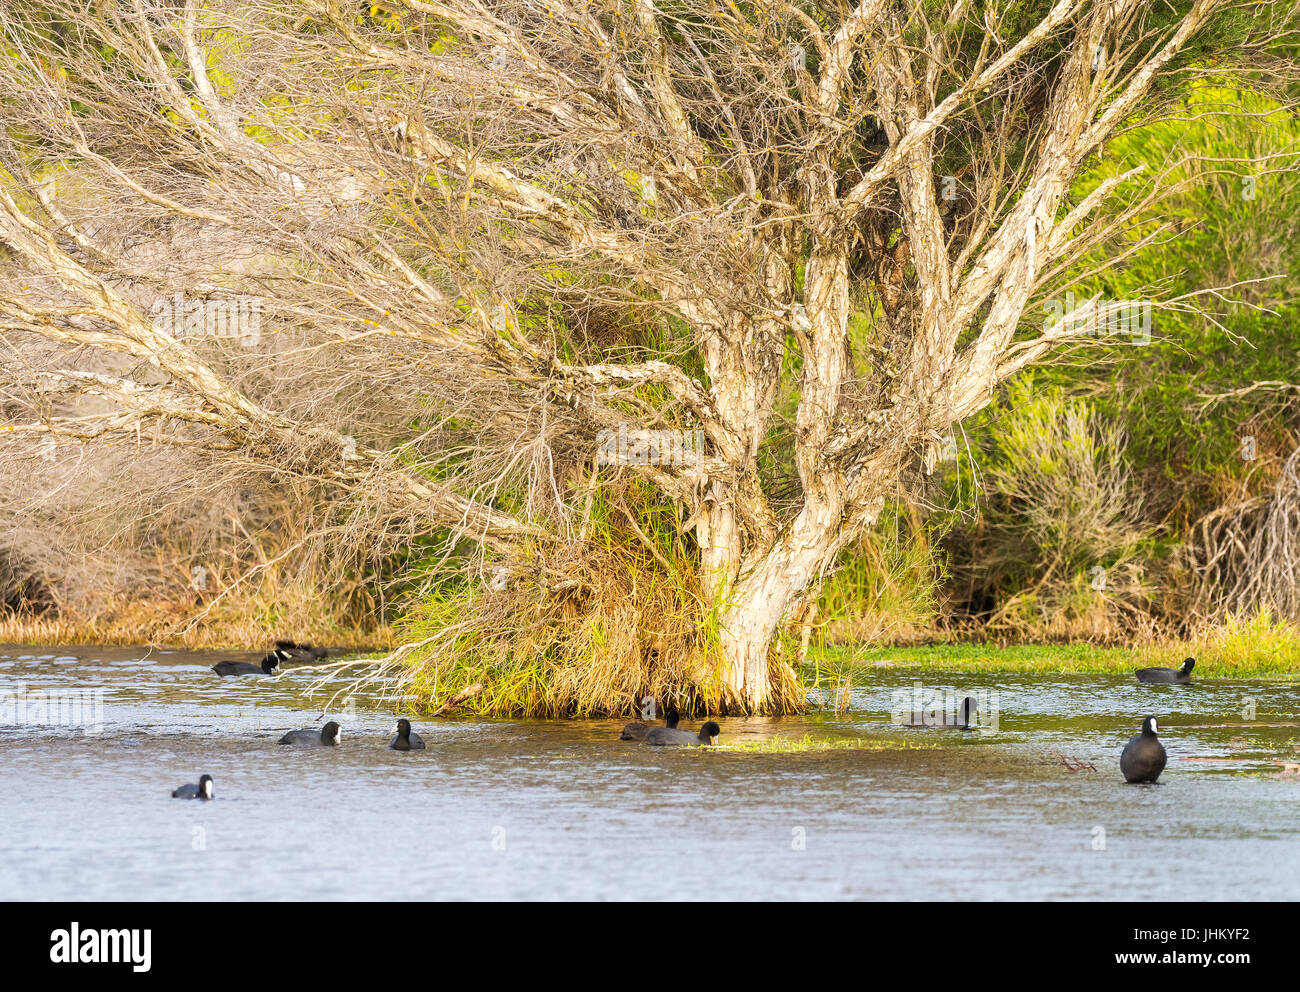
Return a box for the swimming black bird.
[644,720,720,747]
[261,641,328,669]
[172,774,214,800]
[1136,657,1194,684]
[620,705,680,741]
[1120,716,1167,783]
[211,656,278,677]
[277,720,341,747]
[389,718,426,751]
[903,696,975,729]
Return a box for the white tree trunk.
[711,491,859,711]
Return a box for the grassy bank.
[820,613,1300,677]
[6,604,1300,696]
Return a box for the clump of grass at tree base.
[397,481,805,717]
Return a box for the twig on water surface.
[1047,748,1097,772]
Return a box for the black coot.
[644,720,720,747]
[389,718,426,751]
[172,774,214,799]
[278,720,341,746]
[903,696,975,729]
[262,641,328,669]
[1136,657,1194,684]
[1120,716,1167,783]
[211,656,278,677]
[620,705,680,741]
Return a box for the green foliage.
[921,83,1300,638]
[1043,86,1300,515]
[818,505,946,643]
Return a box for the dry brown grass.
[0,576,391,651]
[942,383,1156,641]
[1188,443,1300,625]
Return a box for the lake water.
[1,645,1297,900]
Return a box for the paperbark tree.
[0,1,1291,709]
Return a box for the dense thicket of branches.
[2,1,1296,709]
